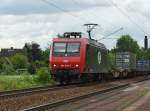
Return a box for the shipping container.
[148,60,150,71]
[136,60,149,72]
[115,52,136,72]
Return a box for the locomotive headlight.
[53,64,57,67]
[75,64,79,67]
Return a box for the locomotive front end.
[49,32,86,84]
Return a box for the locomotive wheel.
[65,78,71,84]
[59,79,64,85]
[87,73,94,82]
[93,73,103,81]
[80,74,88,83]
[98,74,102,81]
[81,73,95,83]
[112,71,120,78]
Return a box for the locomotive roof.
[88,39,107,50]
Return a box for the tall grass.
[0,75,54,91]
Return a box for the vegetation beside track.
[0,73,55,91]
[0,42,55,91]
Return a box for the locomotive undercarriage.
[51,69,145,84]
[52,69,106,84]
[80,73,105,83]
[51,69,80,84]
[51,69,147,84]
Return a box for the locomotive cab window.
[53,42,80,56]
[67,43,80,52]
[54,43,66,52]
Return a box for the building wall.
[0,47,26,57]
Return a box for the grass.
[0,75,55,91]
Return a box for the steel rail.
[21,77,150,111]
[0,84,77,99]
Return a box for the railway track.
[0,84,78,99]
[0,75,148,99]
[21,77,150,111]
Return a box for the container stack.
[116,52,136,72]
[136,60,150,72]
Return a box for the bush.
[0,57,4,72]
[28,63,36,74]
[11,54,28,70]
[108,52,116,68]
[0,75,40,90]
[35,60,46,68]
[2,64,15,75]
[37,67,50,83]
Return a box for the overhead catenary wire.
[41,0,93,23]
[100,37,120,40]
[125,5,149,36]
[71,0,116,29]
[97,27,123,41]
[71,0,124,39]
[41,0,105,39]
[41,0,125,40]
[107,0,150,36]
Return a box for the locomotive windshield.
[54,43,66,53]
[53,42,80,56]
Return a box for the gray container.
[136,60,149,72]
[116,52,136,72]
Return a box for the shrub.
[27,63,36,74]
[108,52,116,68]
[34,60,46,68]
[0,75,40,90]
[37,67,50,83]
[11,53,28,70]
[0,57,4,72]
[2,64,15,75]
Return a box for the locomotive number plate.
[63,60,69,63]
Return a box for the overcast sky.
[0,0,150,50]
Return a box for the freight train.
[49,32,150,84]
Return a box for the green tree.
[108,52,116,68]
[116,35,139,53]
[24,43,32,62]
[137,48,150,59]
[0,57,4,71]
[35,60,46,68]
[136,48,145,59]
[24,42,42,62]
[42,48,50,66]
[11,54,28,70]
[27,62,36,74]
[32,42,42,61]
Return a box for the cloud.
[0,0,111,15]
[0,0,149,50]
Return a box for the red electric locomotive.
[49,32,110,84]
